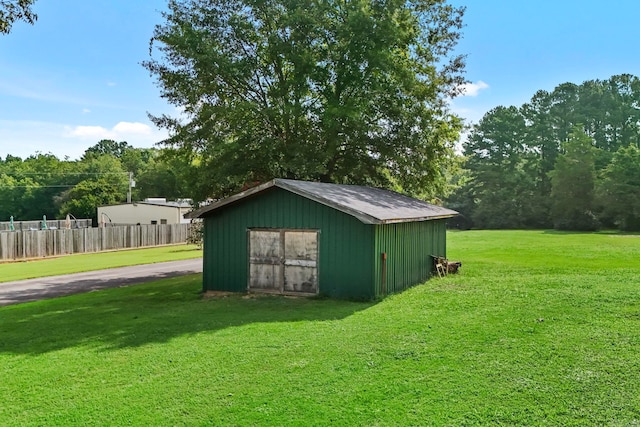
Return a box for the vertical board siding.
[0,224,191,261]
[203,188,374,299]
[373,219,448,298]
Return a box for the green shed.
[188,179,457,300]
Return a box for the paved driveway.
[0,258,203,307]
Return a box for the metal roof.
[186,179,458,224]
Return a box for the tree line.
[5,73,640,232]
[0,140,193,223]
[447,74,640,231]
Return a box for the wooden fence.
[0,224,191,261]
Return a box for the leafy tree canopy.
[549,127,598,231]
[83,140,133,160]
[145,0,466,199]
[58,178,125,221]
[0,0,37,34]
[597,144,640,231]
[0,147,189,222]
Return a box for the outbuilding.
[188,179,457,300]
[97,198,192,226]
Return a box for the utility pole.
[127,172,134,203]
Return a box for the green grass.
[1,230,639,425]
[0,244,202,283]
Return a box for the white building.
[97,198,193,226]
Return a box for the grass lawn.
[0,244,202,283]
[1,230,639,425]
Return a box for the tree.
[119,147,155,177]
[58,179,125,222]
[521,90,559,186]
[145,0,466,199]
[442,155,474,229]
[26,154,76,210]
[1,153,76,220]
[546,83,581,145]
[549,127,599,231]
[461,106,548,228]
[0,173,37,220]
[55,154,129,220]
[597,144,640,231]
[135,161,181,200]
[449,73,640,230]
[82,140,133,160]
[0,0,37,34]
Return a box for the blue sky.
[0,0,171,159]
[1,0,639,160]
[449,0,639,124]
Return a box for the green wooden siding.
[373,219,448,298]
[202,187,375,300]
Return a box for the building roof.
[99,199,192,209]
[140,201,192,208]
[186,179,458,224]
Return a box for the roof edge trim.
[186,178,458,223]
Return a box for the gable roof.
[187,179,457,225]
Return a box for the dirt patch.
[202,290,238,299]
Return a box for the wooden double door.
[248,229,319,295]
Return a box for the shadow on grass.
[0,274,375,355]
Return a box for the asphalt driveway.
[0,258,203,307]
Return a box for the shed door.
[248,230,318,294]
[283,231,318,294]
[248,230,282,291]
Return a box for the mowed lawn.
[1,231,639,425]
[0,244,202,283]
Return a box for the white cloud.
[64,121,155,140]
[0,120,171,160]
[65,125,111,139]
[82,108,91,114]
[458,80,489,97]
[0,120,89,159]
[113,121,152,135]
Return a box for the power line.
[0,185,76,188]
[0,172,134,189]
[1,172,130,176]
